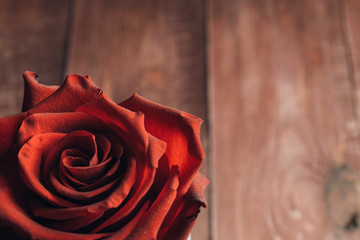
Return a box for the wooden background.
[1,0,360,239]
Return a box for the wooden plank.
[345,1,360,97]
[208,0,360,239]
[0,0,71,117]
[65,0,209,239]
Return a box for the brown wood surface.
[0,0,71,117]
[64,0,209,239]
[209,0,360,239]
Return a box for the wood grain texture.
[345,1,360,96]
[208,0,360,239]
[0,0,70,117]
[65,0,209,239]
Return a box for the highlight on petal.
[119,94,206,237]
[120,94,204,196]
[22,71,58,112]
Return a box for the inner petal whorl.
[43,131,97,183]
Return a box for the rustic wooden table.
[1,1,360,239]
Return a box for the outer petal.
[1,72,103,157]
[120,94,204,196]
[18,112,109,147]
[121,166,180,240]
[159,172,209,240]
[27,73,103,115]
[0,113,26,156]
[120,94,206,233]
[22,71,58,112]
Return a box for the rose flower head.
[0,72,208,240]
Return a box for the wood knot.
[326,166,360,233]
[345,213,359,232]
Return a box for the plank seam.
[60,0,75,83]
[337,0,359,122]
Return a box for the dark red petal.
[49,168,118,202]
[42,131,97,188]
[2,72,101,158]
[93,133,112,164]
[58,133,123,192]
[120,94,204,196]
[18,112,109,147]
[41,211,104,232]
[76,97,150,162]
[76,155,122,192]
[27,74,103,115]
[42,130,103,184]
[0,149,110,240]
[18,132,78,207]
[0,113,26,156]
[31,154,136,219]
[125,166,179,240]
[90,135,166,233]
[120,94,206,234]
[159,172,209,240]
[30,198,95,220]
[22,71,58,112]
[58,159,88,189]
[107,202,150,239]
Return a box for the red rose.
[0,72,208,240]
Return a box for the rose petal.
[120,94,204,196]
[124,165,179,240]
[76,97,152,165]
[120,94,205,233]
[76,155,121,192]
[90,135,166,233]
[59,160,88,189]
[18,112,110,147]
[58,134,123,192]
[31,154,137,220]
[45,131,112,185]
[27,74,103,115]
[0,113,26,156]
[42,131,98,184]
[22,71,58,112]
[39,211,104,232]
[107,201,150,239]
[0,149,110,240]
[40,213,102,232]
[159,172,209,240]
[1,72,102,157]
[93,133,112,164]
[49,167,119,202]
[18,132,78,208]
